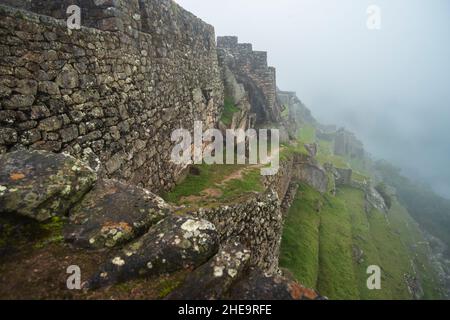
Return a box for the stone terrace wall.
[262,155,294,201]
[196,190,283,274]
[217,36,281,125]
[277,90,316,125]
[0,1,224,194]
[333,128,364,159]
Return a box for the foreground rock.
[86,216,219,289]
[0,150,97,221]
[228,268,324,300]
[166,242,251,300]
[64,179,171,249]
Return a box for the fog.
[176,0,450,198]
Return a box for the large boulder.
[86,215,219,289]
[64,179,172,249]
[227,268,324,300]
[0,150,97,221]
[295,163,328,194]
[166,242,251,300]
[366,185,387,212]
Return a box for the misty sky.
[176,0,450,198]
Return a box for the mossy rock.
[0,150,97,222]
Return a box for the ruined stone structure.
[0,148,325,299]
[0,1,330,300]
[217,36,281,125]
[277,90,316,127]
[0,1,224,194]
[333,128,365,159]
[218,59,254,132]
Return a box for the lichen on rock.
[86,215,219,289]
[64,179,171,249]
[0,150,97,222]
[166,242,251,300]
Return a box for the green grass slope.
[280,183,442,300]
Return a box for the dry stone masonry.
[0,1,224,194]
[0,0,330,300]
[217,36,281,125]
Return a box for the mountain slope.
[279,124,443,299]
[280,182,442,299]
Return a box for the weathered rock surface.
[304,143,318,158]
[365,184,388,212]
[333,128,365,159]
[166,242,251,300]
[196,189,283,273]
[0,150,96,221]
[351,180,387,212]
[294,156,328,194]
[64,179,172,249]
[228,268,324,300]
[86,215,219,289]
[0,3,224,194]
[352,245,365,264]
[217,36,281,125]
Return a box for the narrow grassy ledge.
[316,139,350,169]
[220,97,240,126]
[280,141,309,160]
[163,163,263,208]
[281,104,289,119]
[352,171,369,183]
[280,124,318,160]
[298,124,316,144]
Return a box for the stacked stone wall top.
[0,3,224,194]
[0,0,216,39]
[217,36,281,124]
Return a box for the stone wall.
[292,153,328,194]
[333,128,364,159]
[277,89,316,127]
[196,190,283,274]
[218,63,254,132]
[0,1,224,194]
[217,36,281,125]
[262,154,295,200]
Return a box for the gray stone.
[166,242,251,300]
[56,64,79,89]
[38,116,63,132]
[3,94,35,109]
[0,150,97,221]
[15,79,38,95]
[20,129,41,145]
[85,215,219,289]
[64,179,171,249]
[59,125,79,143]
[0,128,18,145]
[228,267,324,300]
[30,105,51,120]
[38,81,60,95]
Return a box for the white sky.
[176,0,450,198]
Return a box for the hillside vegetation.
[280,182,442,299]
[279,126,443,300]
